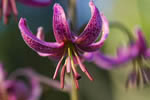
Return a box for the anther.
[66,57,71,73]
[60,65,66,89]
[53,55,64,79]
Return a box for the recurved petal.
[37,50,64,59]
[77,14,109,52]
[117,44,139,59]
[115,44,139,65]
[75,1,102,46]
[35,27,64,58]
[18,0,52,7]
[48,53,63,60]
[135,27,147,52]
[85,51,120,70]
[53,3,72,43]
[84,45,138,70]
[19,18,64,54]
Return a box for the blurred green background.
[0,0,150,100]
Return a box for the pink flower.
[0,62,70,100]
[0,0,52,24]
[18,1,109,88]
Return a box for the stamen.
[10,0,18,20]
[85,70,94,81]
[66,57,71,73]
[68,47,81,80]
[53,55,65,79]
[60,65,66,89]
[74,51,93,81]
[72,71,79,89]
[3,0,9,24]
[71,60,81,80]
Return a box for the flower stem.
[109,21,135,42]
[68,0,77,31]
[70,73,78,100]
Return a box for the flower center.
[53,41,93,89]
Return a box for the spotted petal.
[77,14,109,52]
[18,18,64,54]
[18,0,52,7]
[53,3,72,43]
[35,27,64,59]
[75,1,102,46]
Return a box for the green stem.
[70,73,78,100]
[68,0,77,31]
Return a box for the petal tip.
[37,26,43,32]
[89,0,97,10]
[53,3,61,10]
[19,18,26,26]
[89,0,94,6]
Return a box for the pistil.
[52,42,94,88]
[73,50,93,81]
[68,47,81,79]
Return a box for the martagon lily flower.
[0,63,42,100]
[86,27,150,88]
[0,0,52,24]
[0,62,71,100]
[18,1,109,88]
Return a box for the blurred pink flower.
[0,62,70,100]
[86,27,150,88]
[0,0,52,24]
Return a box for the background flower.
[0,0,52,24]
